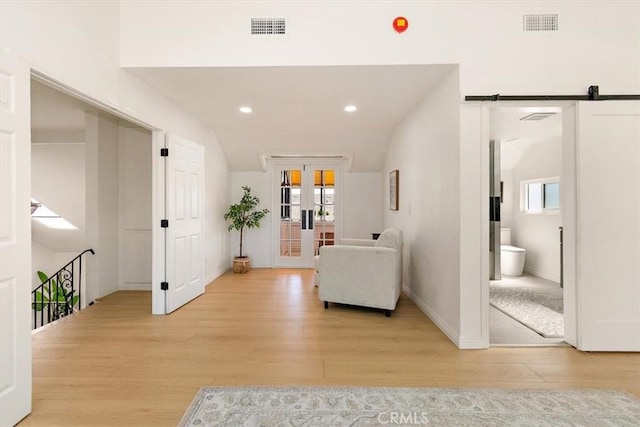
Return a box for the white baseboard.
[205,265,229,287]
[458,337,488,349]
[402,283,461,348]
[97,285,118,299]
[119,283,152,291]
[523,266,560,284]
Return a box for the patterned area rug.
[490,283,564,338]
[179,386,640,426]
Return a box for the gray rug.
[178,386,640,426]
[490,283,564,338]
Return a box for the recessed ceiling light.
[344,105,357,112]
[239,106,253,114]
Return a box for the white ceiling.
[31,81,90,132]
[32,72,565,174]
[31,80,141,135]
[491,107,563,170]
[127,65,455,171]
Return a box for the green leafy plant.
[224,186,269,258]
[32,271,79,318]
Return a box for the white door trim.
[31,70,179,319]
[480,101,578,348]
[151,131,166,315]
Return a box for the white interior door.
[576,100,640,351]
[164,134,204,313]
[273,162,340,268]
[0,54,32,426]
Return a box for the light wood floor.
[22,269,640,426]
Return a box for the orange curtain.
[291,170,301,186]
[314,170,334,186]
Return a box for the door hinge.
[160,148,169,157]
[161,219,169,228]
[160,281,169,291]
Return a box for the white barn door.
[164,134,204,313]
[577,101,640,351]
[0,54,32,426]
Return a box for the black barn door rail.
[465,85,640,102]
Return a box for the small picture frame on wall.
[389,170,399,211]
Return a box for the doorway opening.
[30,78,153,330]
[488,106,568,346]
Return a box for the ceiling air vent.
[251,18,286,35]
[523,14,558,32]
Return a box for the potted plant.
[224,186,269,273]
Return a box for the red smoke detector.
[393,17,409,33]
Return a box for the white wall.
[84,113,121,300]
[99,116,120,297]
[228,172,272,267]
[343,173,383,240]
[31,142,86,252]
[230,170,383,267]
[204,131,231,283]
[384,68,462,342]
[1,1,231,294]
[119,126,152,290]
[510,137,562,282]
[30,241,76,289]
[459,103,489,348]
[500,169,514,229]
[120,1,640,94]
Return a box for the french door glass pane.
[280,169,301,257]
[314,169,335,255]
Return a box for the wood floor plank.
[20,268,640,426]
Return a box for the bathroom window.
[521,177,560,214]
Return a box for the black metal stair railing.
[31,249,95,330]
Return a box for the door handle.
[489,196,501,222]
[308,210,314,230]
[301,210,307,230]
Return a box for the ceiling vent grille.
[251,18,286,35]
[523,14,558,32]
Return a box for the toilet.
[500,228,526,276]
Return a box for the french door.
[273,162,341,267]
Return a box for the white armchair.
[317,228,403,317]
